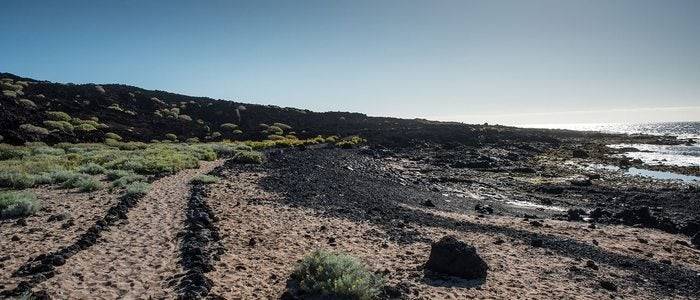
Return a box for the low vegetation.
[124,181,150,197]
[0,191,40,219]
[291,250,384,300]
[190,174,218,184]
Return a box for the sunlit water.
[521,122,700,168]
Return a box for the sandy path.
[206,167,700,300]
[0,187,120,290]
[35,160,223,299]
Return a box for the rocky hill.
[1,72,590,147]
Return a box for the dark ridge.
[253,148,700,298]
[0,192,144,298]
[174,174,225,299]
[0,71,619,147]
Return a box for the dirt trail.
[34,160,224,299]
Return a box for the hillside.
[0,72,590,147]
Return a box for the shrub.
[291,250,383,300]
[0,144,29,160]
[267,134,285,141]
[105,169,137,181]
[210,132,222,139]
[232,129,243,135]
[46,111,72,122]
[104,132,122,141]
[186,137,200,143]
[0,172,36,189]
[43,120,74,133]
[61,175,102,192]
[112,173,147,188]
[79,163,106,175]
[19,124,49,136]
[272,122,292,130]
[220,123,239,131]
[165,133,178,141]
[336,136,366,149]
[191,174,218,184]
[124,181,150,197]
[18,98,37,109]
[75,124,97,132]
[0,191,40,218]
[46,170,82,184]
[95,85,106,94]
[232,150,264,164]
[108,104,123,112]
[30,146,65,156]
[2,90,18,98]
[178,114,193,122]
[265,125,284,135]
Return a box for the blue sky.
[2,0,699,124]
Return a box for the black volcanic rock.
[425,235,488,279]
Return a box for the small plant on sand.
[79,163,106,175]
[105,169,137,181]
[111,173,147,188]
[291,250,383,300]
[191,174,218,184]
[0,191,40,219]
[124,181,150,197]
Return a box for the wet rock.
[425,235,488,279]
[475,204,493,214]
[421,200,436,207]
[572,149,589,159]
[599,280,617,292]
[567,209,586,221]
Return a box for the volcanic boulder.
[425,235,488,279]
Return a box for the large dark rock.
[425,235,488,279]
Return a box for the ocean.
[520,122,700,169]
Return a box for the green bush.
[0,172,36,189]
[0,191,40,218]
[111,173,147,188]
[18,98,37,109]
[30,146,65,156]
[2,90,18,98]
[336,136,366,149]
[61,175,102,192]
[104,132,122,141]
[43,120,74,133]
[220,123,239,131]
[45,170,81,184]
[232,150,264,164]
[292,250,383,300]
[75,123,97,132]
[46,111,72,122]
[19,124,49,136]
[186,137,200,143]
[191,174,218,184]
[165,133,178,141]
[272,122,292,130]
[0,144,29,160]
[178,114,193,122]
[265,125,284,135]
[267,134,285,141]
[79,163,106,175]
[124,181,150,197]
[105,169,137,181]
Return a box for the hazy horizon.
[2,0,699,125]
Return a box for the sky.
[2,0,699,125]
